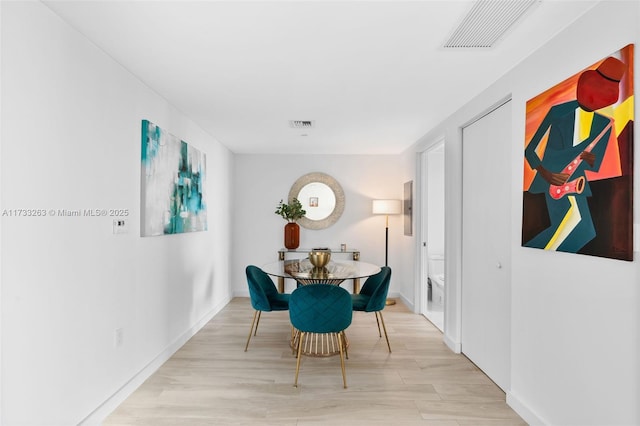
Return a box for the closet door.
[461,100,511,391]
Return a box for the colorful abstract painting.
[522,44,634,260]
[141,120,207,236]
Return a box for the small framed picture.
[404,181,413,236]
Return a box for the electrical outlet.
[114,328,123,347]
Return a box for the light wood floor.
[104,297,526,425]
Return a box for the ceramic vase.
[284,222,300,249]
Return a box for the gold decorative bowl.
[308,250,331,268]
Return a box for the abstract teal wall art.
[141,120,207,236]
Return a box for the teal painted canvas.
[141,120,207,236]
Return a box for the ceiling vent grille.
[444,0,538,49]
[289,120,315,129]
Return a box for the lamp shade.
[372,199,402,215]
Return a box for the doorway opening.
[421,141,445,331]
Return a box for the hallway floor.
[104,298,525,425]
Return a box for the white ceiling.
[43,0,598,154]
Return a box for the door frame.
[414,136,447,315]
[417,140,445,322]
[414,96,512,355]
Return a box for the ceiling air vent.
[444,0,538,49]
[289,120,315,129]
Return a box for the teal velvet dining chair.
[244,265,290,352]
[289,284,352,388]
[351,266,392,352]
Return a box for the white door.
[461,100,511,391]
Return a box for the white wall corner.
[506,391,548,426]
[77,299,230,425]
[395,293,413,312]
[443,334,461,354]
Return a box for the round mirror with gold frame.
[288,172,345,230]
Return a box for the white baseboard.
[507,391,547,425]
[360,291,409,309]
[443,334,461,353]
[78,297,231,426]
[234,289,250,298]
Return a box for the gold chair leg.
[342,331,349,359]
[291,328,300,356]
[294,331,304,387]
[254,311,262,336]
[244,310,259,352]
[378,311,391,353]
[374,311,382,337]
[290,326,296,355]
[337,332,347,388]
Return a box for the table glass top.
[261,259,380,281]
[278,247,359,254]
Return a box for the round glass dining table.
[261,258,381,286]
[261,258,381,357]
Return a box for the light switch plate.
[113,219,128,235]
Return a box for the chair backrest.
[360,266,391,312]
[289,284,352,333]
[246,265,279,311]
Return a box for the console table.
[276,248,361,293]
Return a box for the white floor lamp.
[372,199,402,305]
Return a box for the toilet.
[428,254,445,306]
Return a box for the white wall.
[232,154,414,304]
[1,3,234,425]
[398,147,419,307]
[427,149,445,256]
[410,1,639,424]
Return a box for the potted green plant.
[275,198,306,222]
[275,198,306,249]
